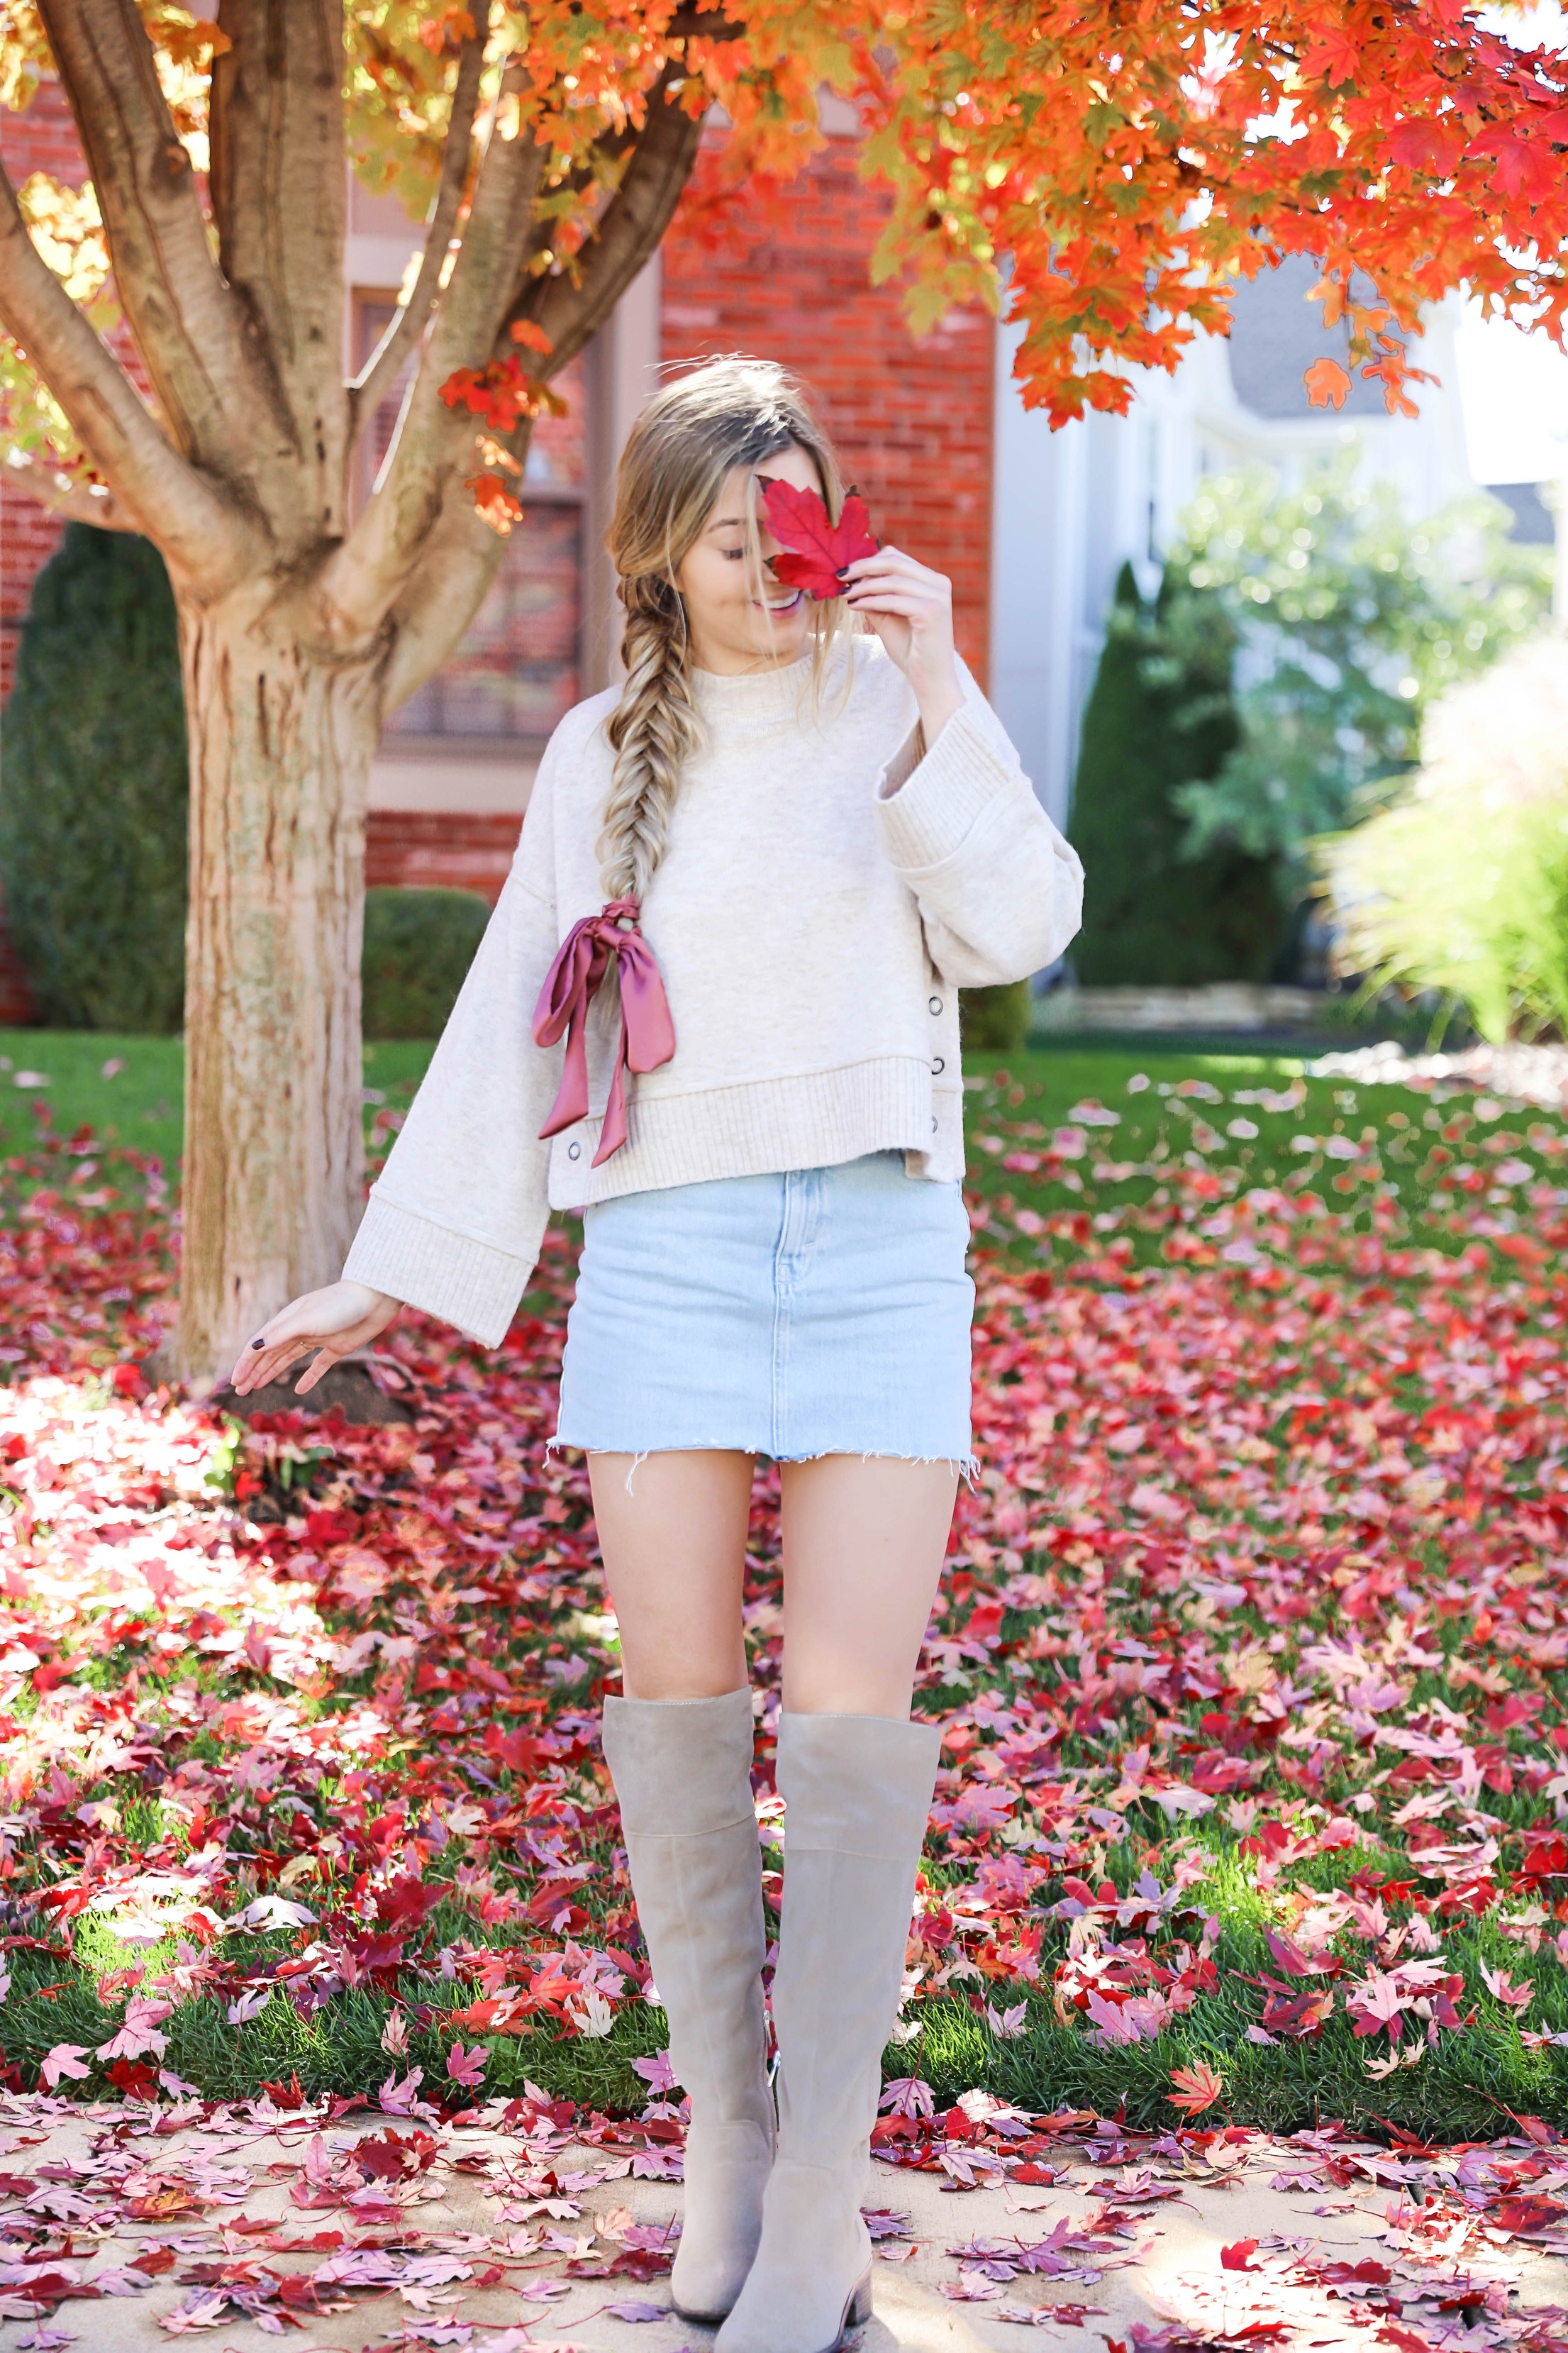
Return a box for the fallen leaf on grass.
[446,2039,487,2087]
[38,2045,89,2089]
[1167,2063,1223,2116]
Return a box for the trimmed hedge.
[0,523,187,1031]
[362,887,490,1040]
[960,980,1032,1053]
[1069,562,1289,987]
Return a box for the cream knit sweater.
[344,636,1082,1345]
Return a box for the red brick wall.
[367,812,519,907]
[660,131,995,684]
[0,82,82,707]
[1,494,65,710]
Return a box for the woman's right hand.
[228,1280,401,1398]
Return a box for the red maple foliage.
[757,476,879,600]
[3,1069,1568,2154]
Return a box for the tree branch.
[521,62,705,372]
[349,21,488,437]
[0,155,259,594]
[208,0,351,544]
[0,453,143,532]
[315,58,543,646]
[318,52,705,662]
[374,87,707,712]
[378,450,523,711]
[35,0,279,470]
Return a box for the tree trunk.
[174,580,382,1387]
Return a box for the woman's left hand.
[842,545,965,743]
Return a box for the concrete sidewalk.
[2,2103,1565,2352]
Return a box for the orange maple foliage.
[667,0,1568,421]
[0,0,1560,472]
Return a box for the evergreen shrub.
[1069,563,1289,987]
[0,523,187,1030]
[960,980,1032,1052]
[362,887,490,1039]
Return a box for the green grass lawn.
[0,1023,1531,1284]
[958,1037,1549,1263]
[0,1026,1447,1199]
[5,1020,1564,2131]
[0,1029,438,1174]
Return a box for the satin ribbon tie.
[532,897,676,1166]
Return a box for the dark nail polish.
[251,1338,265,1349]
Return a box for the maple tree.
[0,3,1564,1380]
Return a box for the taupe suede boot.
[601,1689,775,2322]
[716,1710,943,2353]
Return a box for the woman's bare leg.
[777,1456,957,1717]
[590,1449,770,2320]
[589,1449,755,1699]
[718,1456,956,2353]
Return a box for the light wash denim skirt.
[554,1151,974,1464]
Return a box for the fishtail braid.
[598,575,701,904]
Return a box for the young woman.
[233,358,1082,2353]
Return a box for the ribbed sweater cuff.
[343,1190,528,1349]
[874,702,1018,873]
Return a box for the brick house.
[0,86,995,1017]
[0,77,1503,1022]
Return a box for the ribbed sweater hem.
[547,1058,962,1207]
[343,1194,532,1349]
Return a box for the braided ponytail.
[599,577,701,904]
[597,356,849,905]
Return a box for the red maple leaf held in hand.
[757,476,879,600]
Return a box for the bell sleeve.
[341,745,565,1348]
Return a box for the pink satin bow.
[532,897,677,1166]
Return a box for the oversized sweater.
[343,636,1083,1346]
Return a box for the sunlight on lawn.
[1,1052,1568,2144]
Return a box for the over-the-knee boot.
[716,1710,942,2353]
[601,1689,776,2322]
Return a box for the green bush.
[1069,562,1289,986]
[1321,636,1568,1043]
[362,887,490,1040]
[0,523,187,1030]
[960,980,1031,1052]
[1172,455,1550,888]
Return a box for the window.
[354,294,588,751]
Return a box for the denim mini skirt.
[554,1151,974,1465]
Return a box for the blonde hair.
[599,356,852,904]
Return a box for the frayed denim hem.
[547,1435,978,1492]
